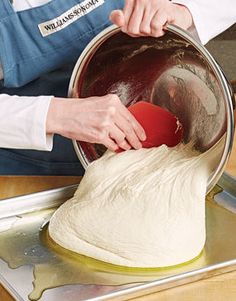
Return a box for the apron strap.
[0,0,15,19]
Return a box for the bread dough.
[49,142,222,268]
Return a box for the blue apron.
[0,0,124,175]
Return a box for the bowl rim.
[68,24,235,193]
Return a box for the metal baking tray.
[0,173,236,301]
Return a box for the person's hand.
[46,95,146,152]
[110,0,193,37]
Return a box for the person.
[110,0,236,45]
[0,0,235,175]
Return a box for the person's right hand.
[46,94,146,152]
[110,0,193,38]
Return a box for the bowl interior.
[70,28,228,167]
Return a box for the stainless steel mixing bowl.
[68,24,235,193]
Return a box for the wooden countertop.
[1,104,236,301]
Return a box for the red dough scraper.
[119,101,183,151]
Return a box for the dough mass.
[49,143,221,268]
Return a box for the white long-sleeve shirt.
[172,0,236,44]
[0,0,53,151]
[0,0,235,151]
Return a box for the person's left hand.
[110,0,193,38]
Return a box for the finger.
[120,123,143,150]
[122,32,140,38]
[103,137,119,152]
[109,125,131,150]
[109,10,125,27]
[114,114,143,150]
[150,10,168,37]
[104,94,146,145]
[119,105,146,142]
[122,0,135,33]
[109,5,139,37]
[139,5,156,35]
[126,1,145,35]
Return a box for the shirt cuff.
[33,96,54,151]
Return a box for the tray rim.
[1,259,236,301]
[0,273,24,301]
[0,184,78,220]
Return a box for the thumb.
[109,10,125,27]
